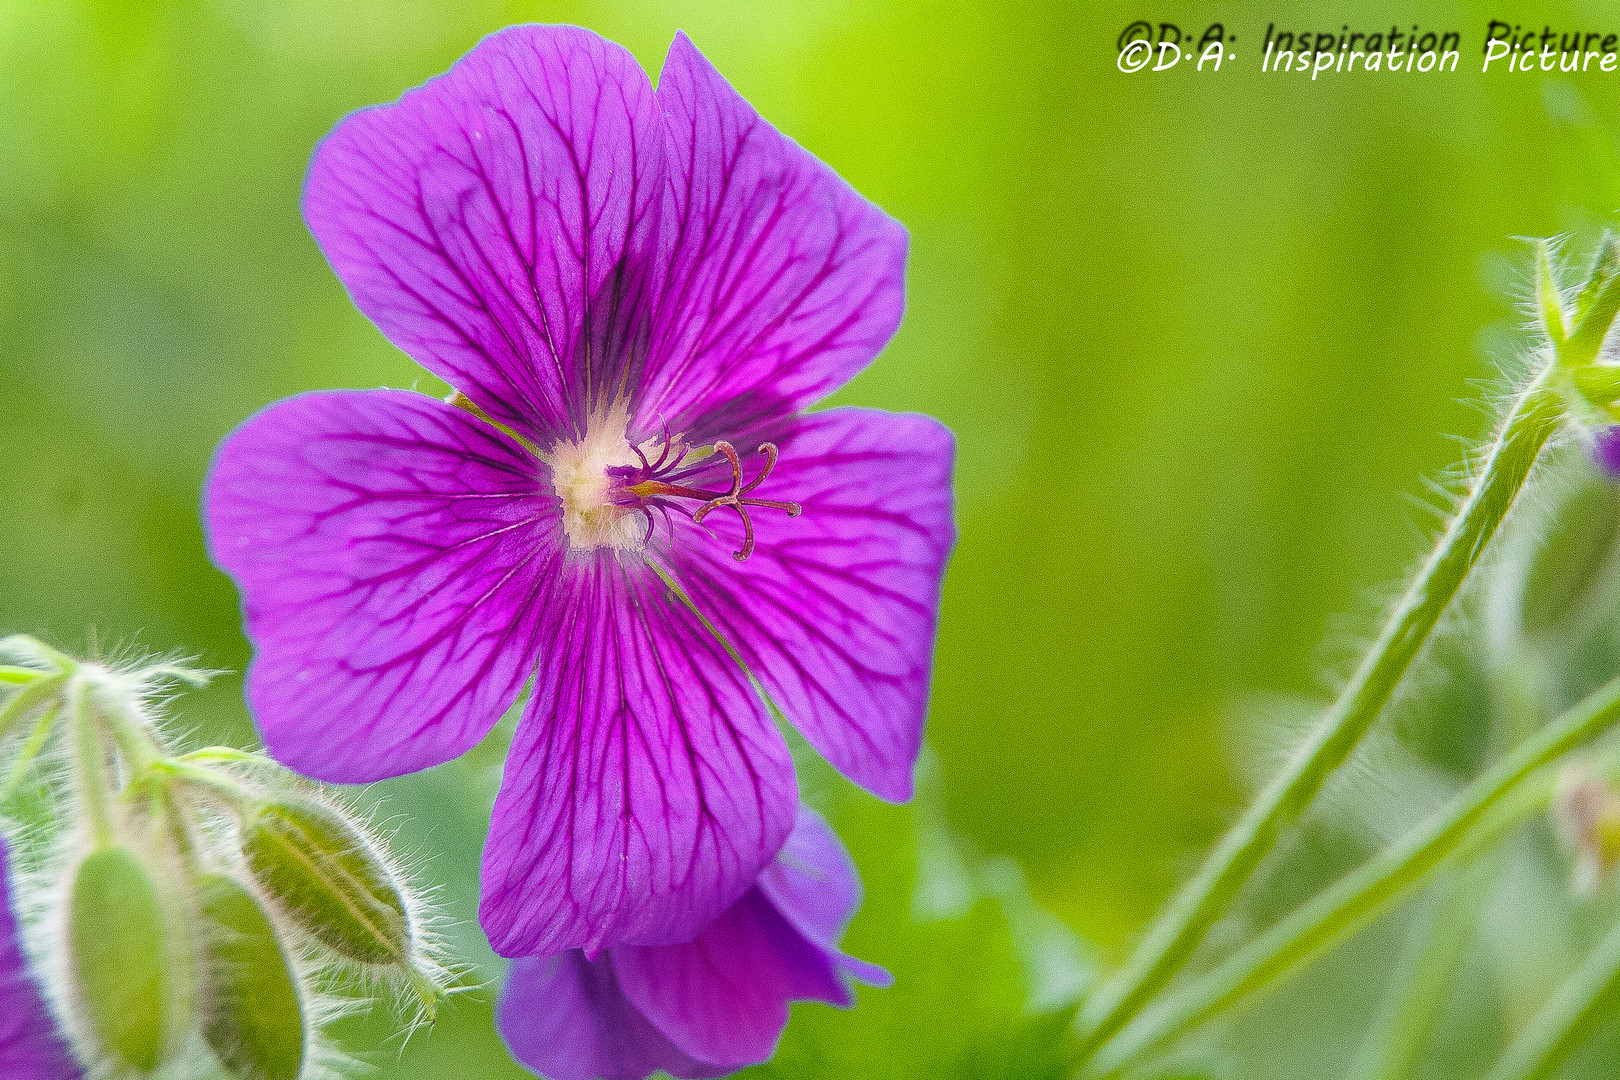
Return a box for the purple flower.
[1,836,81,1079]
[1595,426,1620,475]
[204,25,955,958]
[496,807,887,1080]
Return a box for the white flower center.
[549,403,643,552]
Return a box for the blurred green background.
[7,0,1620,1077]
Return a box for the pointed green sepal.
[1570,364,1620,416]
[1564,254,1620,370]
[1574,232,1620,326]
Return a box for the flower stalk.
[1076,241,1620,1065]
[68,679,116,850]
[0,670,66,739]
[1091,671,1620,1074]
[1077,367,1564,1060]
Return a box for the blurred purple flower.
[204,25,954,958]
[497,808,887,1080]
[1595,426,1620,475]
[1,836,81,1079]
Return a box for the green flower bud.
[240,799,411,967]
[67,845,193,1072]
[197,873,306,1080]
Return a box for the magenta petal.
[755,806,892,989]
[479,552,796,958]
[1,838,80,1080]
[754,805,861,944]
[205,389,559,782]
[670,408,956,801]
[612,809,885,1069]
[303,25,664,443]
[611,889,840,1069]
[758,807,890,988]
[498,952,718,1080]
[496,812,884,1077]
[633,32,908,440]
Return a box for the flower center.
[550,406,800,560]
[549,405,645,553]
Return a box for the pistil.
[622,441,801,560]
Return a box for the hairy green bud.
[241,799,411,967]
[198,873,306,1080]
[67,845,193,1072]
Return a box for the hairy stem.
[1076,369,1564,1062]
[0,672,66,739]
[1093,673,1620,1073]
[69,679,115,848]
[0,703,62,807]
[152,759,262,812]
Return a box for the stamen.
[648,418,675,473]
[618,439,801,560]
[690,442,803,561]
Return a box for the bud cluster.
[0,636,455,1079]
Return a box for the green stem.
[91,688,176,827]
[69,679,114,848]
[406,965,444,1023]
[151,759,262,812]
[1484,916,1620,1080]
[0,673,66,739]
[175,745,257,766]
[0,703,62,807]
[1076,370,1565,1061]
[1091,673,1620,1074]
[97,692,163,774]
